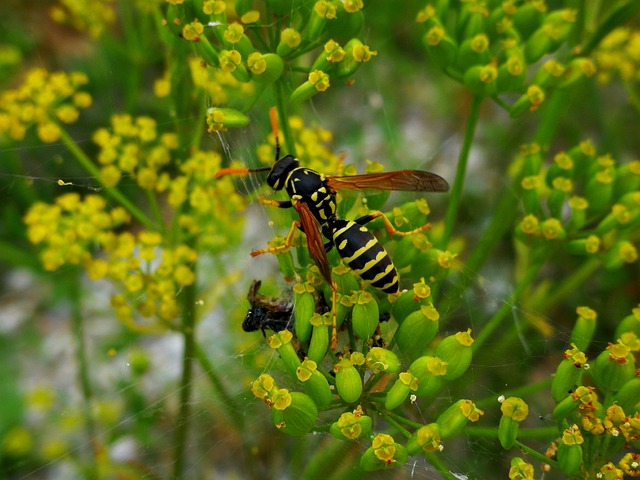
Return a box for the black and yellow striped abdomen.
[330,218,399,294]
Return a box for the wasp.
[243,280,295,336]
[216,109,449,349]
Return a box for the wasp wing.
[326,170,449,193]
[294,200,333,286]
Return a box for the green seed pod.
[335,38,377,78]
[571,307,597,351]
[585,170,614,213]
[434,329,474,380]
[297,359,332,407]
[293,288,315,343]
[612,377,640,412]
[422,23,458,68]
[410,355,446,397]
[510,85,545,118]
[406,423,441,456]
[192,35,221,68]
[395,305,439,359]
[557,428,584,477]
[269,330,301,379]
[330,410,373,440]
[511,2,546,40]
[234,0,253,16]
[385,371,418,410]
[615,312,640,341]
[550,348,586,403]
[591,342,636,393]
[206,107,250,132]
[248,53,284,84]
[552,386,595,421]
[270,391,318,436]
[498,397,529,449]
[307,314,330,363]
[560,57,597,89]
[456,34,491,69]
[523,27,555,64]
[391,289,422,322]
[463,64,498,96]
[290,70,330,104]
[325,9,364,41]
[496,56,526,93]
[335,360,363,404]
[306,8,328,40]
[276,27,302,57]
[360,434,408,471]
[366,347,400,374]
[436,399,484,439]
[351,290,379,340]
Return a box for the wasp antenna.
[269,107,281,161]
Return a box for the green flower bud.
[311,39,344,72]
[557,426,584,476]
[330,410,373,440]
[248,53,284,83]
[406,423,441,456]
[612,377,640,412]
[325,6,364,40]
[560,57,597,89]
[307,313,330,363]
[567,196,589,231]
[360,434,408,471]
[422,23,458,68]
[436,399,484,439]
[297,358,332,407]
[509,457,535,480]
[571,306,597,351]
[550,345,587,403]
[532,59,566,89]
[293,287,315,342]
[290,70,330,104]
[395,304,439,359]
[306,6,330,39]
[591,341,636,393]
[385,371,418,410]
[192,34,221,68]
[206,107,250,132]
[586,168,615,213]
[498,397,529,449]
[463,63,498,96]
[434,329,473,380]
[366,347,400,374]
[351,290,379,340]
[270,391,318,436]
[410,355,447,397]
[496,55,526,92]
[335,357,363,403]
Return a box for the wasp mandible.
[215,108,449,349]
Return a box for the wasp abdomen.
[331,219,399,294]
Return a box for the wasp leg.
[330,279,338,351]
[354,210,431,237]
[251,220,300,257]
[258,197,293,209]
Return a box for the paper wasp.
[216,108,449,349]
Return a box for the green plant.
[0,0,639,479]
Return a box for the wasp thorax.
[267,155,300,190]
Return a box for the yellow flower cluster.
[93,115,178,189]
[49,0,116,38]
[24,193,130,272]
[256,115,341,175]
[593,28,640,84]
[0,68,91,143]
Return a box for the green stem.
[438,185,520,317]
[68,270,98,479]
[514,440,560,469]
[441,94,483,248]
[536,257,601,313]
[274,81,297,156]
[472,258,545,353]
[194,343,245,428]
[172,279,198,480]
[57,127,155,230]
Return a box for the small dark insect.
[242,280,294,336]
